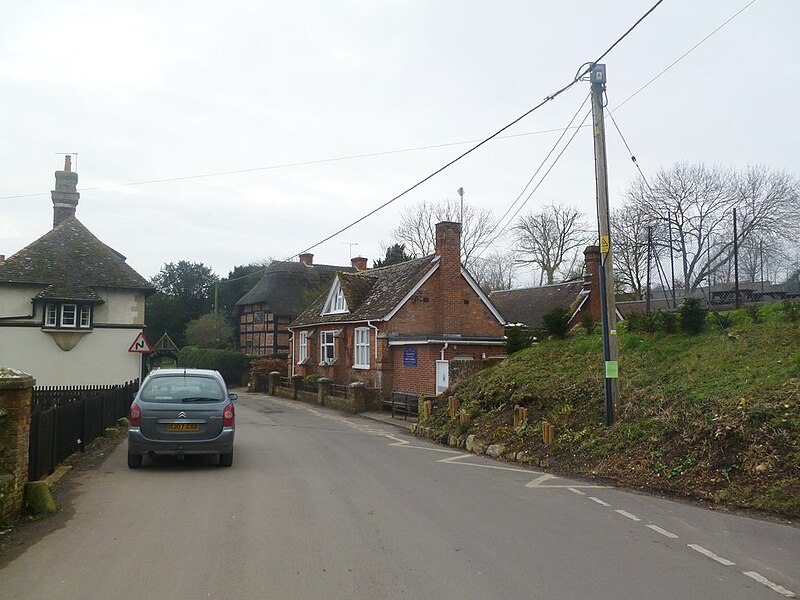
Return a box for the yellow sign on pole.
[600,235,610,254]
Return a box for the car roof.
[146,368,222,379]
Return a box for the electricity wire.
[288,0,666,260]
[610,0,757,114]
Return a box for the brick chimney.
[582,246,602,321]
[299,253,314,266]
[351,256,368,271]
[51,156,79,229]
[435,221,462,333]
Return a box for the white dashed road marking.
[615,509,641,522]
[687,544,736,566]
[646,524,679,539]
[265,396,797,598]
[742,571,796,598]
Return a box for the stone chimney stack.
[435,221,462,333]
[351,256,368,271]
[582,246,602,321]
[51,156,79,229]
[299,253,314,266]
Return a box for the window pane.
[80,306,91,327]
[45,304,57,327]
[321,331,335,362]
[139,374,226,403]
[61,304,77,327]
[299,332,308,362]
[354,328,369,367]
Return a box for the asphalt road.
[2,392,798,599]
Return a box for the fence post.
[0,368,35,523]
[350,382,366,413]
[317,378,332,407]
[291,375,303,400]
[268,372,281,396]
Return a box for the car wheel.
[128,453,143,469]
[219,450,233,467]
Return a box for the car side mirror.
[228,393,238,401]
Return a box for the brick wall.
[0,368,35,523]
[577,246,603,325]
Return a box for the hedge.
[177,347,254,386]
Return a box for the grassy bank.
[424,303,800,517]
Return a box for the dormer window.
[323,278,349,315]
[43,302,93,329]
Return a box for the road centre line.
[687,544,736,566]
[743,571,797,598]
[646,524,679,539]
[615,509,642,522]
[270,397,796,598]
[589,497,611,507]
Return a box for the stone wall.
[0,367,35,523]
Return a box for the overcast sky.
[1,0,796,285]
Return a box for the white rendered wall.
[0,327,143,386]
[0,289,147,385]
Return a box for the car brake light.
[129,403,141,427]
[223,402,235,427]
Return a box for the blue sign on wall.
[403,347,418,367]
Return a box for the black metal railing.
[29,381,138,481]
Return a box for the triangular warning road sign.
[128,332,153,353]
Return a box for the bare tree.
[392,198,497,263]
[514,204,589,285]
[611,202,652,299]
[468,251,517,293]
[627,163,799,292]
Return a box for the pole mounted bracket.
[591,63,607,84]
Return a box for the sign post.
[128,332,153,383]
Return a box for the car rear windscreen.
[139,375,226,403]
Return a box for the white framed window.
[323,279,348,314]
[320,331,335,364]
[45,304,58,327]
[354,327,370,368]
[298,331,308,363]
[60,304,77,328]
[43,303,92,329]
[80,305,91,328]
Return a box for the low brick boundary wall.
[0,367,35,523]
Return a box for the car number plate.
[167,423,199,432]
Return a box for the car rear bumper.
[128,427,235,456]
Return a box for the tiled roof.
[290,255,438,327]
[235,260,354,316]
[0,217,153,301]
[489,280,585,328]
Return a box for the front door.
[435,360,449,395]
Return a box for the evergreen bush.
[542,306,571,339]
[581,312,597,334]
[177,347,253,385]
[661,311,677,333]
[679,298,708,335]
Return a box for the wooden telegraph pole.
[589,64,619,426]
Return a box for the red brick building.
[288,222,506,397]
[489,246,622,331]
